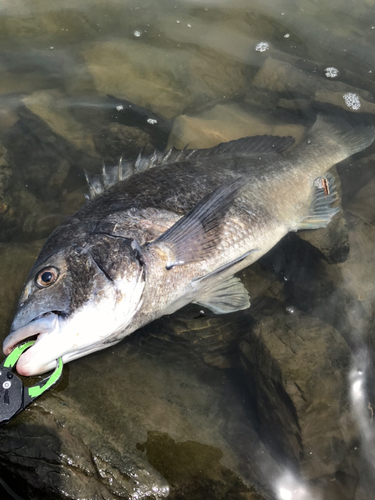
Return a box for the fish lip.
[2,312,59,355]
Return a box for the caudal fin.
[308,114,375,160]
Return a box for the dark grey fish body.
[3,116,374,375]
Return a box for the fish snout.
[3,313,59,356]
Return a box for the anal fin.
[297,172,340,230]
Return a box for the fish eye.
[36,267,59,288]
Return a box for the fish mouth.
[2,313,60,376]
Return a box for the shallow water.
[1,1,375,499]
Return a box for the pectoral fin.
[297,172,340,230]
[149,178,244,269]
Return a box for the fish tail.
[307,114,375,163]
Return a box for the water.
[0,1,375,499]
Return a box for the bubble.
[324,66,339,78]
[133,30,142,38]
[147,118,157,125]
[255,42,269,52]
[286,306,294,314]
[343,93,361,110]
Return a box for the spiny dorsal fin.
[162,135,295,163]
[84,153,160,200]
[84,135,295,200]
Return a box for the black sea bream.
[3,115,374,375]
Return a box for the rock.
[253,58,375,114]
[0,102,18,134]
[346,177,375,223]
[144,304,253,370]
[155,12,267,67]
[167,103,305,150]
[83,39,246,120]
[83,40,192,119]
[0,241,44,340]
[93,122,154,165]
[334,215,375,346]
[339,154,375,210]
[0,144,11,210]
[3,104,98,198]
[298,210,349,264]
[22,90,98,157]
[0,413,170,500]
[0,4,97,40]
[138,431,265,500]
[0,100,102,242]
[0,146,60,243]
[277,97,310,112]
[240,298,357,481]
[277,214,375,351]
[0,335,276,499]
[315,89,375,114]
[240,262,286,305]
[0,243,276,500]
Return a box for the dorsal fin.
[160,135,295,163]
[84,135,295,200]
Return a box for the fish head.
[3,237,145,375]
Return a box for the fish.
[3,115,374,376]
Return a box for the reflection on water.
[0,0,375,499]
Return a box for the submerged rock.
[0,242,276,500]
[0,242,43,341]
[138,431,265,500]
[0,100,100,242]
[83,40,192,120]
[22,90,98,157]
[93,122,155,165]
[278,213,375,352]
[83,36,247,120]
[167,103,304,150]
[240,298,356,480]
[0,335,275,499]
[0,144,11,217]
[253,57,375,114]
